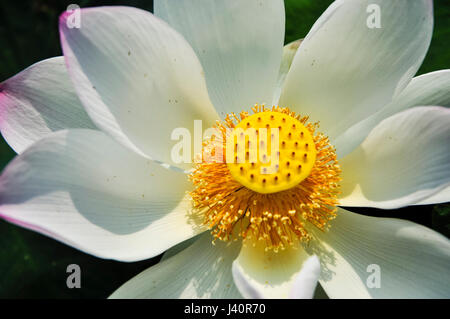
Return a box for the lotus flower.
[0,0,449,299]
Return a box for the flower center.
[227,111,317,194]
[189,105,341,252]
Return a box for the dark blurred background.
[0,0,448,298]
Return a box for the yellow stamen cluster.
[189,105,341,251]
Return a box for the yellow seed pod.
[227,111,317,194]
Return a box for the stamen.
[189,105,341,252]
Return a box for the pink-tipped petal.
[0,57,96,153]
[0,129,204,262]
[59,6,218,170]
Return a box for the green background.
[0,0,448,298]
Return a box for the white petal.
[231,262,264,299]
[313,208,450,298]
[232,252,320,299]
[155,0,285,117]
[288,255,321,299]
[415,186,450,205]
[0,57,96,153]
[231,239,313,299]
[336,70,450,158]
[339,106,450,209]
[279,0,433,140]
[160,235,199,262]
[272,39,302,106]
[109,233,242,298]
[0,129,204,262]
[59,7,218,169]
